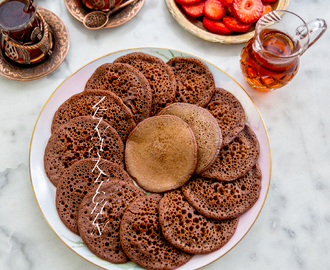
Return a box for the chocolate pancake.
[120,194,193,270]
[159,102,222,174]
[56,158,133,235]
[182,164,262,220]
[159,190,238,254]
[84,62,152,123]
[44,116,124,186]
[77,180,145,263]
[51,89,135,142]
[201,125,260,181]
[114,52,176,115]
[206,88,246,146]
[167,57,215,107]
[125,115,197,193]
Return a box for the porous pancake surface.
[159,190,238,254]
[77,180,145,264]
[120,194,193,270]
[167,57,215,107]
[159,102,222,174]
[125,115,197,193]
[44,116,124,186]
[206,88,246,146]
[114,52,176,116]
[84,63,152,123]
[182,164,262,220]
[51,89,135,142]
[56,158,133,235]
[201,125,260,181]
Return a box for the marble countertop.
[1,0,330,269]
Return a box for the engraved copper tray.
[64,0,145,28]
[0,7,70,81]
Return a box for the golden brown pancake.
[159,102,222,174]
[125,115,197,193]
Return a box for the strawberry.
[182,1,205,17]
[222,15,252,32]
[262,0,277,3]
[203,17,232,34]
[203,0,226,20]
[223,0,234,8]
[175,0,204,5]
[261,4,272,17]
[232,0,263,23]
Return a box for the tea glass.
[240,10,327,91]
[81,0,123,11]
[0,0,53,66]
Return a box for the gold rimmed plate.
[0,7,70,81]
[165,0,290,44]
[29,47,271,270]
[64,0,145,28]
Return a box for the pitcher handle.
[306,18,327,49]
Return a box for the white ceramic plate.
[29,47,271,270]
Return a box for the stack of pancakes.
[44,52,262,270]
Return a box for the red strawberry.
[203,17,232,34]
[222,15,252,32]
[261,4,272,17]
[262,0,277,3]
[175,0,204,5]
[223,0,234,8]
[182,1,205,17]
[204,0,226,20]
[232,0,263,23]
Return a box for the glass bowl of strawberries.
[165,0,289,44]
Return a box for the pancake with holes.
[77,180,145,264]
[51,89,135,142]
[114,52,176,116]
[206,88,246,146]
[166,56,215,107]
[120,194,193,270]
[159,190,238,254]
[44,116,124,186]
[84,62,152,123]
[182,164,262,220]
[125,115,197,193]
[56,158,133,235]
[200,125,260,181]
[158,103,222,174]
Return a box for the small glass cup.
[0,0,54,66]
[240,10,327,91]
[81,0,123,11]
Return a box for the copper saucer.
[64,0,145,28]
[0,7,70,81]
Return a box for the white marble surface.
[1,0,330,269]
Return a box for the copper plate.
[64,0,145,28]
[0,7,70,81]
[165,0,290,44]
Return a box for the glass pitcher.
[240,10,327,91]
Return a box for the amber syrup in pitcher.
[0,0,39,43]
[240,29,300,91]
